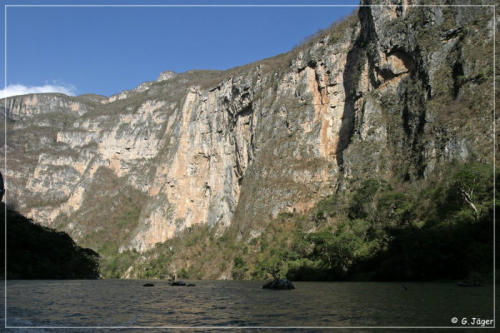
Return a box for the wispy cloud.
[0,84,76,99]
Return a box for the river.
[1,280,495,331]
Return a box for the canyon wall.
[0,0,494,254]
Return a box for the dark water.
[1,280,495,330]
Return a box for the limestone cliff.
[0,1,494,256]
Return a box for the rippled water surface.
[1,280,494,329]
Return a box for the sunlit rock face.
[0,0,493,252]
[157,71,178,82]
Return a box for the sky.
[0,0,358,97]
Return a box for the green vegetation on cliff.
[52,167,146,279]
[1,203,100,279]
[118,161,495,282]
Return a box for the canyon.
[1,1,495,278]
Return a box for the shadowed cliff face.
[1,202,100,279]
[0,0,494,254]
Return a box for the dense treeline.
[124,162,495,282]
[251,162,496,282]
[0,203,100,279]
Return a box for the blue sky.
[0,0,358,97]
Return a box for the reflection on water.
[1,280,494,330]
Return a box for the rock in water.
[143,283,154,287]
[169,280,186,286]
[262,278,295,290]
